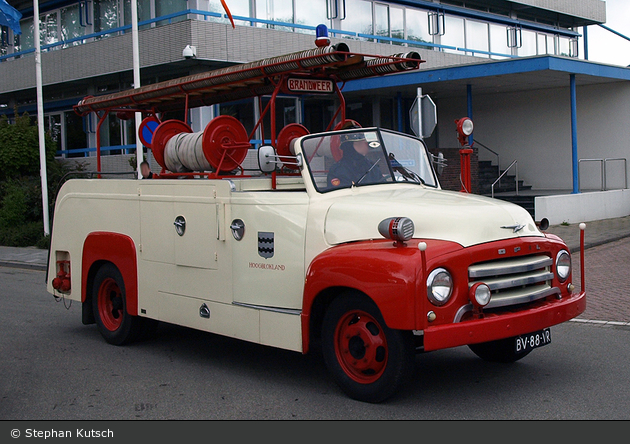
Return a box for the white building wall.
[435,80,630,192]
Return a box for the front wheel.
[468,337,532,363]
[92,263,143,345]
[321,293,415,403]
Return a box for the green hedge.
[0,112,69,248]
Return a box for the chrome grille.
[468,255,559,309]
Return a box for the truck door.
[229,192,309,310]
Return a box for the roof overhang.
[342,55,630,99]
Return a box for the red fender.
[301,238,465,353]
[301,239,420,354]
[82,232,138,316]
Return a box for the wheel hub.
[334,310,388,384]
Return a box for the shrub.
[0,112,55,181]
[0,111,70,247]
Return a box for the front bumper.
[422,290,586,352]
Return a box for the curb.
[0,261,47,272]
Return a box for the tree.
[0,110,63,247]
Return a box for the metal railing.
[474,140,500,171]
[1,9,520,63]
[578,158,604,191]
[491,159,518,198]
[605,158,628,190]
[578,158,627,192]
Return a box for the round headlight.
[469,283,491,307]
[556,250,571,282]
[427,268,453,306]
[461,119,474,136]
[456,117,474,136]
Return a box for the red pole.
[459,147,473,193]
[580,223,586,292]
[96,111,109,176]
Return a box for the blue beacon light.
[315,24,330,47]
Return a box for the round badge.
[331,178,341,186]
[369,141,380,148]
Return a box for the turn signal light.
[469,282,491,308]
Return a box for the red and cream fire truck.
[47,38,586,403]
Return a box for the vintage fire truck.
[47,36,586,403]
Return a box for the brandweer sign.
[287,78,333,93]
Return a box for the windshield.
[300,128,438,193]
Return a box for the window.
[295,0,330,34]
[94,0,120,36]
[124,0,153,30]
[45,114,63,155]
[371,3,404,44]
[220,0,250,26]
[518,29,536,56]
[60,4,85,47]
[557,36,570,56]
[390,6,404,43]
[374,3,389,39]
[489,23,510,58]
[65,112,88,158]
[256,0,294,30]
[15,14,58,52]
[155,0,188,25]
[41,12,59,46]
[1,26,8,56]
[406,8,431,48]
[340,0,373,37]
[441,15,464,54]
[466,19,489,57]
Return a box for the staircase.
[478,160,535,217]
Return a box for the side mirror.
[432,152,447,175]
[258,145,277,173]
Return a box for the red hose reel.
[147,115,250,173]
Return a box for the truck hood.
[323,187,542,248]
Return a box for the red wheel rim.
[97,278,124,332]
[334,309,388,384]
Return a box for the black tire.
[92,263,144,345]
[321,292,415,403]
[468,337,533,363]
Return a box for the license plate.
[515,328,551,353]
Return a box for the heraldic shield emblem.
[258,232,274,258]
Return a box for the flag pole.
[33,0,50,235]
[131,0,142,178]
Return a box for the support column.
[570,74,579,194]
[397,91,403,132]
[467,84,473,145]
[372,98,381,128]
[583,26,589,60]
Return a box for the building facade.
[4,0,629,217]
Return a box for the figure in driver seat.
[327,124,384,189]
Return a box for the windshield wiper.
[388,153,425,184]
[354,158,381,186]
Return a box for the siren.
[315,24,330,47]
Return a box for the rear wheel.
[321,293,414,403]
[92,263,143,345]
[468,337,532,363]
